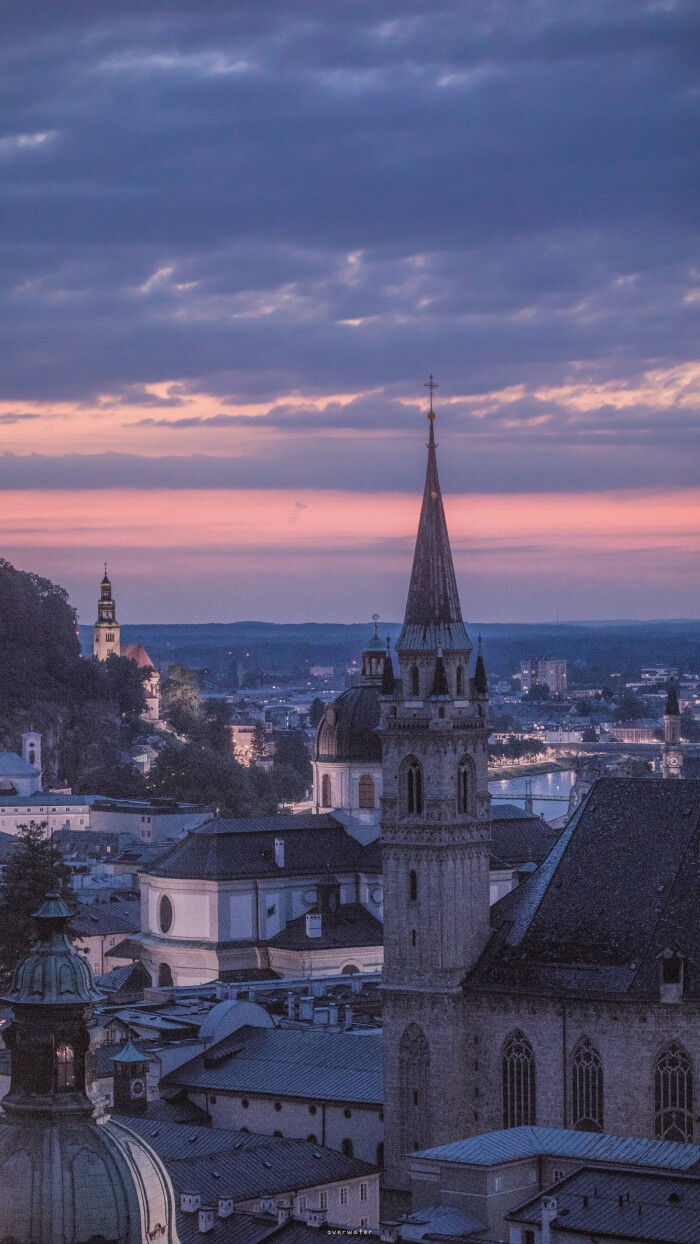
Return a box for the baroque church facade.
[381,397,700,1195]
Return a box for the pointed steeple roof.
[665,681,680,716]
[396,385,472,654]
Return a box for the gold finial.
[424,373,438,420]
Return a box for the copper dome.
[314,685,382,763]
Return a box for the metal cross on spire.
[424,373,438,420]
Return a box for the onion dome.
[665,681,680,716]
[0,893,179,1243]
[4,894,104,1008]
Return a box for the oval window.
[159,895,173,934]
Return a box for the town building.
[93,567,161,720]
[378,398,700,1205]
[521,658,567,695]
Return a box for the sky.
[1,0,699,625]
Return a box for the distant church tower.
[380,382,492,1193]
[93,565,121,659]
[662,680,683,779]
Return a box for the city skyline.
[2,1,699,622]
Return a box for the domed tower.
[380,382,492,1193]
[0,894,179,1243]
[662,680,683,779]
[94,564,121,660]
[312,621,393,837]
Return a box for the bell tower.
[662,680,683,779]
[93,564,121,660]
[380,380,492,1193]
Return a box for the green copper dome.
[3,894,103,1008]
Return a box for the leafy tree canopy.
[147,741,277,817]
[0,821,73,990]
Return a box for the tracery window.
[502,1030,536,1128]
[572,1037,603,1132]
[321,773,332,807]
[358,774,375,809]
[456,665,464,696]
[399,1023,431,1152]
[409,869,418,901]
[457,756,476,816]
[56,1042,75,1090]
[411,665,420,697]
[655,1041,693,1142]
[405,759,423,816]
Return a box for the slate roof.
[396,412,471,654]
[0,752,37,777]
[70,899,141,937]
[0,792,94,807]
[400,1205,486,1240]
[147,816,381,881]
[414,1126,700,1172]
[314,685,382,763]
[470,778,700,999]
[95,961,151,992]
[268,903,383,951]
[163,1025,383,1105]
[119,1116,374,1203]
[507,1167,700,1242]
[489,804,560,869]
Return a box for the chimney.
[198,1206,215,1234]
[274,837,285,868]
[218,1197,234,1218]
[540,1195,558,1244]
[277,1207,292,1226]
[181,1193,201,1214]
[329,1002,339,1026]
[306,913,322,939]
[345,1004,354,1028]
[286,991,296,1019]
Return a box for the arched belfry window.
[456,665,464,696]
[404,759,423,816]
[399,1023,431,1152]
[158,962,173,988]
[56,1042,75,1090]
[411,665,420,697]
[572,1038,604,1132]
[457,756,475,816]
[655,1041,693,1142]
[358,774,375,809]
[409,869,418,901]
[321,773,332,808]
[502,1030,536,1128]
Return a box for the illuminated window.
[56,1042,75,1090]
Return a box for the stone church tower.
[93,565,121,659]
[380,392,491,1193]
[662,680,683,778]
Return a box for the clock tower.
[93,565,120,659]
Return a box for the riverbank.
[487,759,571,780]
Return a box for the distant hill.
[78,619,700,685]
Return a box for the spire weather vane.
[424,373,438,419]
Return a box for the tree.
[308,698,325,727]
[75,762,146,800]
[147,741,277,816]
[97,652,148,721]
[161,664,203,735]
[269,763,307,805]
[0,821,73,990]
[251,722,267,762]
[272,730,312,785]
[680,708,700,742]
[615,691,650,721]
[198,698,233,757]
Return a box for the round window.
[159,895,173,934]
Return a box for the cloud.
[0,412,42,425]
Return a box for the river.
[488,768,576,820]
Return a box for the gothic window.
[572,1038,604,1132]
[654,1042,693,1142]
[457,756,476,816]
[404,758,423,816]
[399,1023,431,1152]
[456,665,464,696]
[409,869,418,901]
[358,774,375,809]
[411,665,420,697]
[55,1042,75,1090]
[321,773,332,807]
[158,962,173,988]
[502,1030,536,1128]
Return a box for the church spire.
[396,378,472,654]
